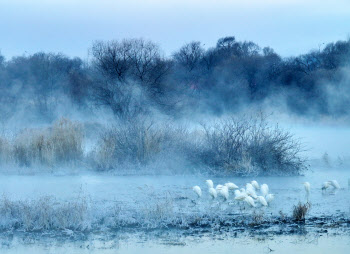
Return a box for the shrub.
[0,115,307,175]
[195,115,306,175]
[92,119,166,170]
[292,202,311,221]
[91,119,194,171]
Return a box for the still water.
[0,168,349,253]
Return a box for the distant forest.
[1,36,350,122]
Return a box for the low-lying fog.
[0,36,350,253]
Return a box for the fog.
[0,36,350,174]
[1,2,350,253]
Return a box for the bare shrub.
[91,119,194,171]
[196,115,306,175]
[92,119,166,170]
[292,202,311,221]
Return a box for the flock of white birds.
[192,179,341,208]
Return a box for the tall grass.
[1,118,83,167]
[0,137,11,164]
[91,120,165,170]
[91,119,192,171]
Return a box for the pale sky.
[0,0,349,59]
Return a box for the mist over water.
[0,14,350,253]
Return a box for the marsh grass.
[250,210,265,225]
[1,118,83,167]
[292,202,311,221]
[91,120,165,170]
[0,195,90,231]
[91,119,192,171]
[0,137,11,164]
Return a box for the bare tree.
[127,39,171,94]
[173,41,204,72]
[91,39,171,118]
[91,40,133,82]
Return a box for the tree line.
[0,36,349,122]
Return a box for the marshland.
[1,0,350,253]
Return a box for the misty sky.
[0,0,350,59]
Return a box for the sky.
[0,0,350,59]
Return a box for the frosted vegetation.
[0,116,305,175]
[0,173,347,234]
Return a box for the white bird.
[225,182,239,190]
[303,182,310,194]
[265,194,274,204]
[234,190,247,200]
[216,184,224,191]
[256,196,268,206]
[218,185,229,201]
[209,187,217,199]
[244,196,256,207]
[206,180,214,189]
[193,186,202,198]
[329,180,340,189]
[246,183,254,190]
[246,183,257,194]
[246,188,258,199]
[251,180,260,190]
[261,184,269,197]
[322,181,331,190]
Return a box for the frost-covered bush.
[0,196,90,231]
[91,115,306,175]
[0,115,306,175]
[193,115,306,175]
[91,119,191,171]
[91,120,164,170]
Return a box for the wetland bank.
[1,1,350,251]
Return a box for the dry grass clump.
[251,210,265,225]
[292,202,311,221]
[0,195,89,231]
[0,137,11,164]
[10,118,83,167]
[92,119,165,170]
[91,119,190,171]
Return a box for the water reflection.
[0,231,349,254]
